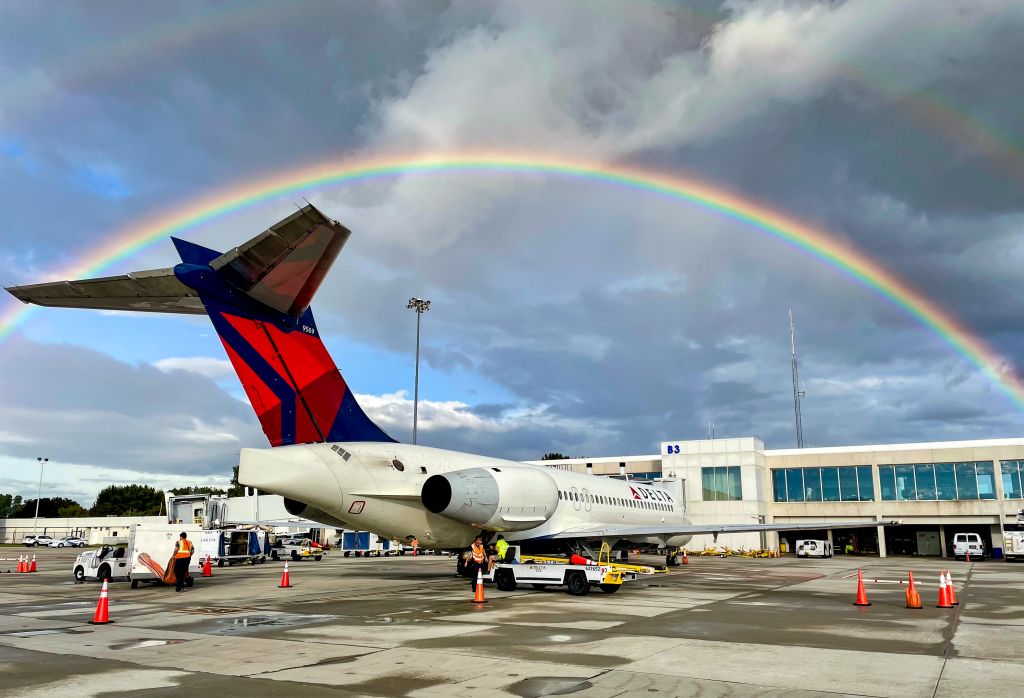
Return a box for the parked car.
[22,535,54,547]
[50,537,87,548]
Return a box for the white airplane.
[7,205,888,570]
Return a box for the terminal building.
[528,436,1024,558]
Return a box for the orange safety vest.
[471,543,485,563]
[175,539,193,558]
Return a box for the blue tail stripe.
[205,305,298,445]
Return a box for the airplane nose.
[238,445,343,514]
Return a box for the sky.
[2,0,1024,506]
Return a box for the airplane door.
[582,488,592,513]
[570,486,581,512]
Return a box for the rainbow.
[2,152,1021,410]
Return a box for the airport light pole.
[34,457,48,536]
[406,297,431,444]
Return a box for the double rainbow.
[2,152,1020,409]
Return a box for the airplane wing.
[5,267,205,314]
[546,519,901,540]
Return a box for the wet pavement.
[1,547,1022,696]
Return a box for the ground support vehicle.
[338,531,405,557]
[1003,512,1024,562]
[953,532,986,560]
[482,545,644,596]
[73,545,130,583]
[72,524,203,587]
[796,540,833,558]
[1005,528,1024,562]
[204,529,269,567]
[272,538,325,561]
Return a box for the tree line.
[0,467,245,519]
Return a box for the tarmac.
[0,548,1022,697]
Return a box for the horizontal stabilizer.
[209,205,350,318]
[6,268,205,315]
[5,204,349,321]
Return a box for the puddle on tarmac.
[212,614,335,634]
[548,634,573,642]
[111,639,188,650]
[509,676,594,697]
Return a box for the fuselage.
[240,441,693,550]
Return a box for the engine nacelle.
[420,467,559,532]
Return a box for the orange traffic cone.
[682,551,689,565]
[853,569,871,606]
[905,572,922,609]
[16,556,23,573]
[201,555,213,577]
[89,579,113,624]
[965,550,971,562]
[936,573,952,608]
[473,568,487,603]
[29,555,37,573]
[945,570,959,606]
[278,561,292,588]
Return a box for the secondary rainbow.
[2,152,1021,410]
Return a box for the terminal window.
[771,465,873,503]
[702,466,741,501]
[999,460,1023,499]
[878,461,996,501]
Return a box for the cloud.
[0,337,263,477]
[154,356,235,380]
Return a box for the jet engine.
[420,467,559,531]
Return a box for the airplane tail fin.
[6,204,395,447]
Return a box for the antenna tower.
[789,309,805,448]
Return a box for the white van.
[953,532,985,560]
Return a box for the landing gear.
[665,548,680,567]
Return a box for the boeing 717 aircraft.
[7,205,888,569]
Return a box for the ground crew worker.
[466,535,487,588]
[495,535,509,562]
[173,532,193,592]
